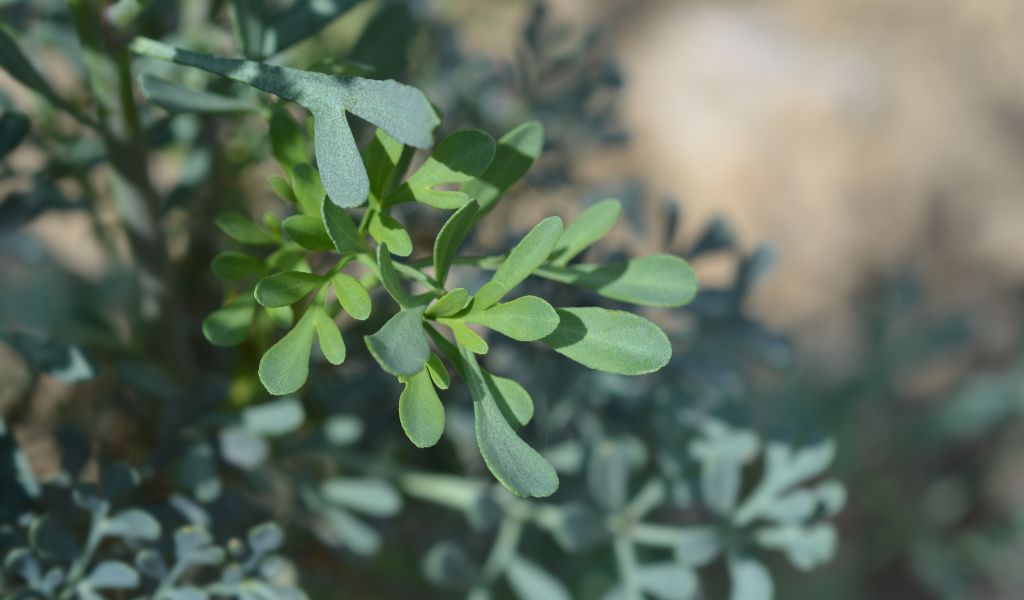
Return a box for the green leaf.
[268,175,297,202]
[215,212,276,245]
[282,214,333,250]
[399,368,445,448]
[506,557,570,600]
[376,244,412,308]
[447,321,488,354]
[552,199,620,265]
[270,105,307,171]
[0,110,29,159]
[313,310,346,365]
[368,211,413,257]
[433,200,479,285]
[348,3,417,79]
[459,346,558,498]
[321,198,366,254]
[291,163,325,215]
[321,478,402,517]
[388,130,496,208]
[265,305,294,328]
[202,297,256,346]
[0,27,64,109]
[464,296,558,342]
[537,255,698,307]
[365,306,429,376]
[542,307,671,375]
[211,252,265,280]
[426,353,450,390]
[138,74,257,113]
[428,288,470,317]
[486,373,533,427]
[331,273,371,320]
[728,556,773,600]
[258,308,316,395]
[364,128,405,198]
[254,271,324,307]
[463,121,544,215]
[255,0,362,58]
[474,217,562,309]
[129,37,440,208]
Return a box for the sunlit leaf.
[474,217,562,309]
[428,288,470,318]
[388,130,495,208]
[538,255,698,307]
[486,372,533,427]
[368,211,413,257]
[447,321,488,355]
[399,368,445,448]
[542,307,671,375]
[463,121,544,216]
[464,296,558,342]
[552,198,620,265]
[426,353,450,390]
[332,273,371,320]
[434,200,479,285]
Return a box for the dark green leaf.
[291,163,325,215]
[399,368,445,448]
[464,296,558,341]
[203,297,256,346]
[552,198,620,265]
[377,244,412,308]
[138,74,257,113]
[322,198,366,254]
[283,214,333,250]
[474,217,562,309]
[460,346,558,498]
[211,252,265,280]
[542,307,671,375]
[215,212,276,245]
[258,308,316,395]
[332,273,371,320]
[463,121,544,216]
[537,254,698,307]
[349,3,417,79]
[433,200,479,285]
[0,110,29,159]
[365,306,429,376]
[270,105,307,171]
[0,27,63,108]
[254,271,324,307]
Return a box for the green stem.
[613,537,643,600]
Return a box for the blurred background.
[3,0,1024,598]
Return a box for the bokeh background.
[3,0,1024,598]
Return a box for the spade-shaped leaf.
[459,346,558,498]
[433,200,479,285]
[542,307,671,375]
[130,37,439,208]
[258,308,316,395]
[464,296,558,342]
[365,306,429,376]
[474,217,562,309]
[463,121,544,216]
[552,198,620,265]
[387,130,495,208]
[538,254,698,307]
[254,271,324,307]
[399,368,445,448]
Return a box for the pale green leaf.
[474,217,562,309]
[552,199,620,265]
[399,368,445,448]
[365,306,429,376]
[460,346,558,498]
[282,214,333,250]
[542,307,671,375]
[130,37,439,207]
[331,273,371,320]
[463,121,544,215]
[368,211,413,257]
[486,372,533,427]
[268,174,297,202]
[426,353,450,390]
[364,128,404,198]
[269,105,308,171]
[258,309,316,395]
[291,163,325,215]
[447,321,488,354]
[433,200,479,285]
[313,310,346,365]
[428,288,470,317]
[254,271,324,307]
[321,478,402,517]
[464,296,558,342]
[506,557,570,600]
[537,255,698,307]
[215,212,276,245]
[388,130,495,208]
